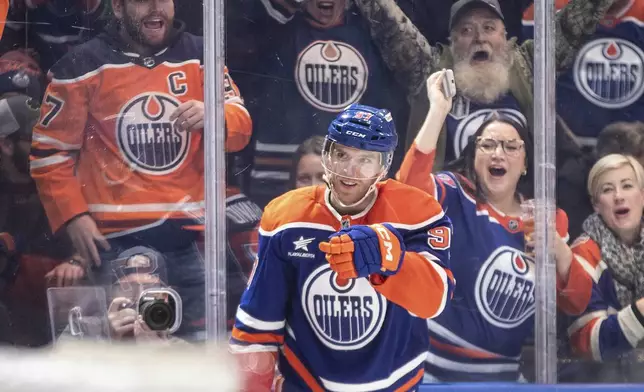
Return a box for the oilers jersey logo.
[574,38,644,109]
[116,93,190,175]
[295,40,369,112]
[302,264,387,351]
[474,246,535,329]
[452,108,526,158]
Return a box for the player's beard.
[122,13,171,52]
[451,42,513,104]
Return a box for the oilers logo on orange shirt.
[116,93,190,175]
[574,38,644,109]
[302,264,387,351]
[474,246,535,329]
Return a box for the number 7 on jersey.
[40,94,65,127]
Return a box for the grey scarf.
[582,213,644,308]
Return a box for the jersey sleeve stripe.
[319,352,426,392]
[87,201,204,213]
[425,352,519,373]
[573,254,607,283]
[29,154,71,170]
[427,319,520,360]
[590,318,604,361]
[387,209,445,231]
[567,309,609,336]
[418,251,449,318]
[229,343,279,354]
[429,337,503,359]
[617,305,644,348]
[32,132,82,150]
[231,328,284,345]
[259,222,335,237]
[236,308,286,331]
[30,148,68,158]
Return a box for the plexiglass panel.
[523,0,644,385]
[2,0,644,390]
[0,0,210,352]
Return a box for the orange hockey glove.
[318,223,405,281]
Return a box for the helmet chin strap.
[323,170,385,211]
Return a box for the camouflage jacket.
[352,0,616,162]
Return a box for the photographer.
[107,247,186,345]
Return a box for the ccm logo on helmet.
[346,131,367,138]
[374,225,393,262]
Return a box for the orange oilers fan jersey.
[30,31,251,234]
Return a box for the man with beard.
[30,0,252,341]
[395,0,533,47]
[353,0,615,239]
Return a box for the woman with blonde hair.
[565,154,644,369]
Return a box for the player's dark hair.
[444,111,534,202]
[289,135,325,190]
[596,121,644,160]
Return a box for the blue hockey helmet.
[326,104,398,153]
[323,104,398,181]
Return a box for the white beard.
[451,46,513,104]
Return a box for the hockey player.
[29,0,251,340]
[398,71,576,382]
[230,104,454,391]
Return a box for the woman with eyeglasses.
[396,70,582,383]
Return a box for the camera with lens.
[136,288,182,334]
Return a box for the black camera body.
[136,288,182,334]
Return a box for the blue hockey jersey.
[230,180,455,391]
[398,145,569,382]
[523,0,644,148]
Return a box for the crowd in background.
[0,0,643,385]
